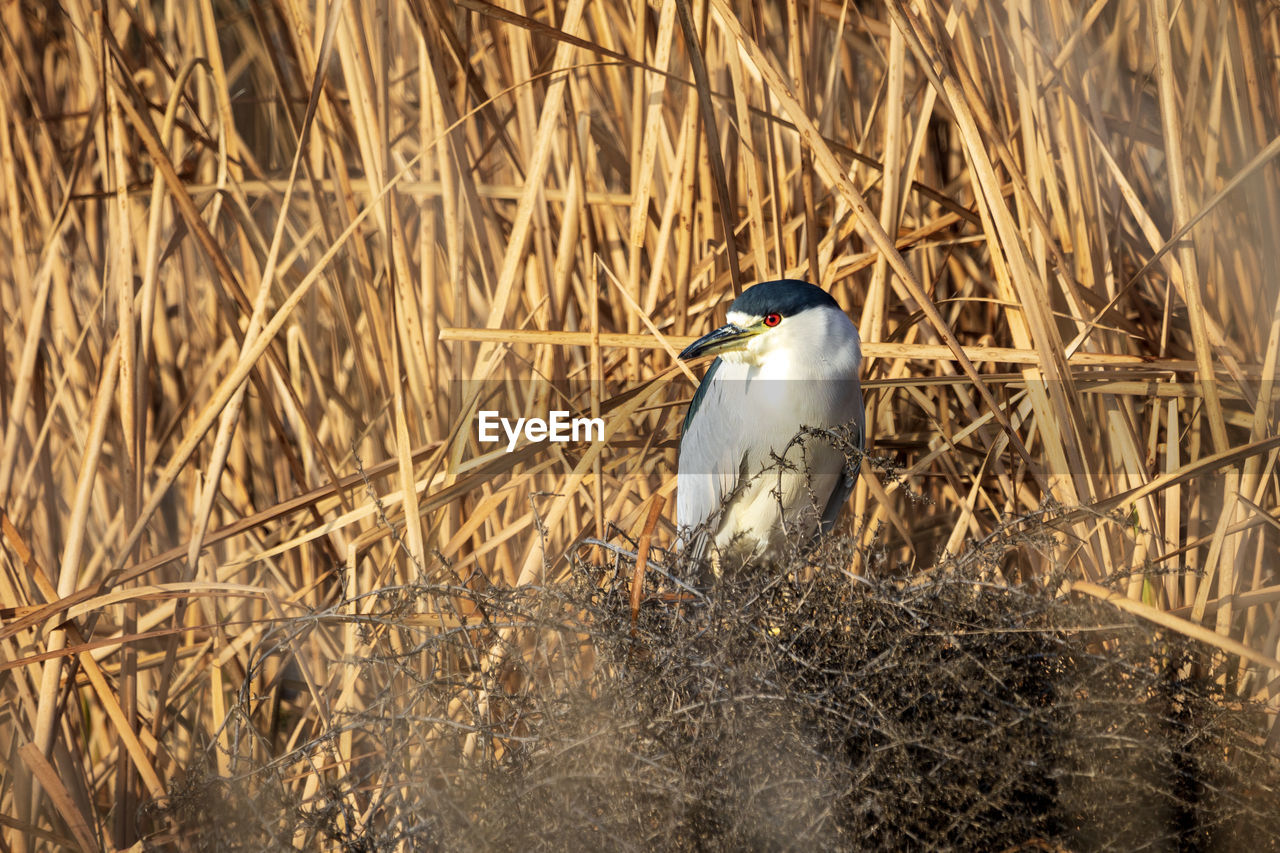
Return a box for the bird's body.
[677,280,865,565]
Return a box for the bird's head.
[678,279,853,368]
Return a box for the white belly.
[711,437,847,561]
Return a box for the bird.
[676,279,865,568]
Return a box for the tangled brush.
[155,530,1280,851]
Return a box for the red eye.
[763,312,782,327]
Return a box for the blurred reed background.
[1,0,1278,847]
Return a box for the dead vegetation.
[151,538,1280,851]
[1,0,1279,849]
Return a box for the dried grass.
[151,528,1280,851]
[1,0,1278,849]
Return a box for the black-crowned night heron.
[677,280,865,565]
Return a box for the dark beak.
[678,323,758,360]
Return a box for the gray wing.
[676,358,749,537]
[818,382,865,535]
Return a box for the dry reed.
[1,0,1278,848]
